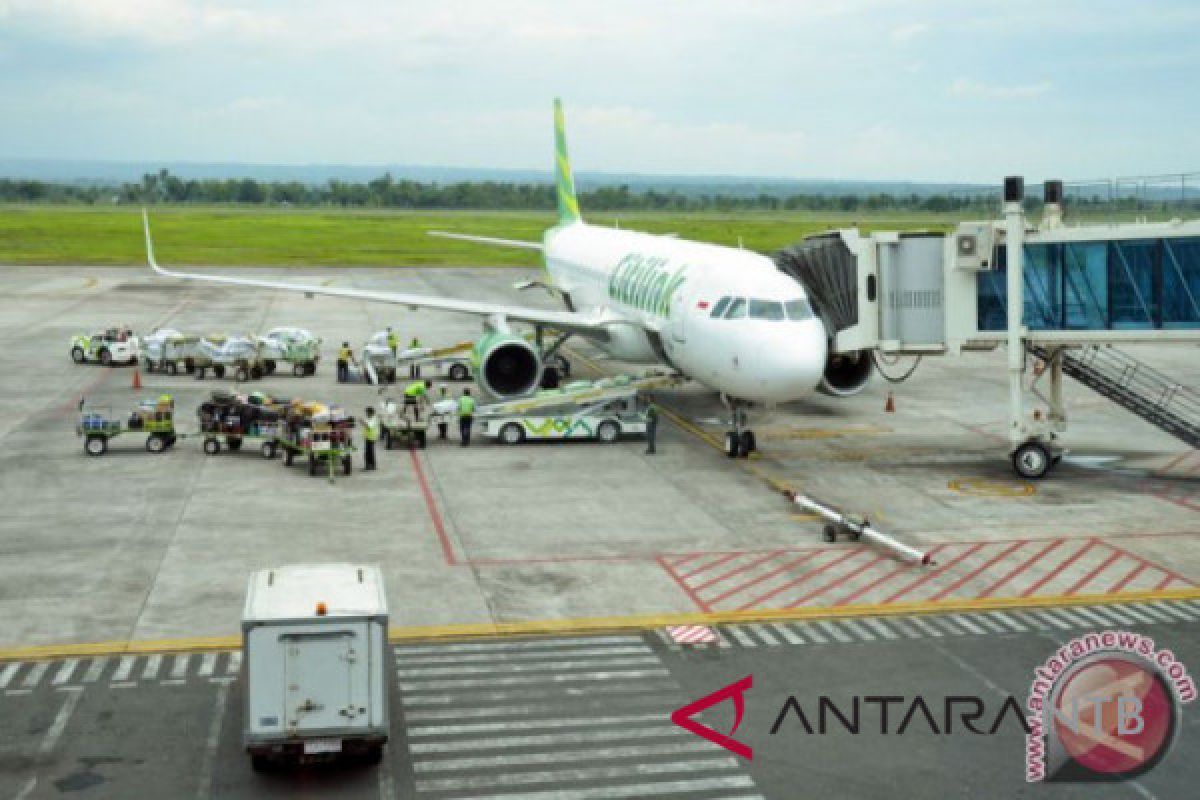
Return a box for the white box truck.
[242,564,389,770]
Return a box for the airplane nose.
[761,319,827,401]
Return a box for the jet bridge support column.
[1005,176,1026,450]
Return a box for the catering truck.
[242,564,389,770]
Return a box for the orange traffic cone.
[132,369,142,391]
[884,391,895,413]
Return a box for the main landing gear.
[723,402,757,459]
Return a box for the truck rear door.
[283,626,371,734]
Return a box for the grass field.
[0,205,974,267]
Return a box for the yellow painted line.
[82,277,98,289]
[949,478,1036,498]
[5,587,1198,661]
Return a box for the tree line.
[0,169,1194,213]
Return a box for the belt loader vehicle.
[242,564,389,771]
[478,373,677,445]
[70,327,138,366]
[362,331,473,384]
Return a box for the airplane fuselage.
[543,222,827,404]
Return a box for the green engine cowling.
[471,332,542,398]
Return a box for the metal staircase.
[1030,344,1200,448]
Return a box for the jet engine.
[817,349,873,397]
[472,332,542,398]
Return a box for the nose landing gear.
[724,403,756,459]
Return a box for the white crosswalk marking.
[797,622,829,644]
[1110,604,1159,625]
[394,635,641,656]
[814,620,854,643]
[860,618,900,640]
[198,652,217,677]
[0,662,20,689]
[1028,610,1073,630]
[112,655,136,683]
[82,657,108,683]
[927,615,967,635]
[971,614,1009,634]
[1130,603,1177,623]
[987,611,1027,632]
[770,623,805,645]
[400,634,761,799]
[724,627,758,648]
[170,653,191,679]
[1063,605,1117,628]
[1147,601,1197,622]
[141,654,162,681]
[51,659,79,686]
[748,624,780,646]
[884,617,925,639]
[949,614,987,635]
[1083,604,1139,627]
[907,616,944,637]
[226,650,242,674]
[22,661,50,688]
[835,618,876,641]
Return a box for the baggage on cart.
[242,564,389,770]
[258,327,321,377]
[197,389,287,458]
[278,400,356,481]
[194,336,266,381]
[141,329,219,376]
[76,394,177,456]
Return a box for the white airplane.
[143,99,872,458]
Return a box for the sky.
[0,0,1197,182]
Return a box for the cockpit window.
[748,299,785,320]
[724,297,747,319]
[785,298,814,320]
[710,296,732,318]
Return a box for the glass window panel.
[748,299,785,320]
[1110,240,1158,329]
[724,297,747,319]
[1063,242,1108,329]
[785,298,813,320]
[1162,238,1200,328]
[710,296,732,318]
[1023,244,1060,330]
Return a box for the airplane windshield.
[785,298,814,320]
[710,297,732,318]
[748,299,785,320]
[724,297,747,319]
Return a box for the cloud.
[949,77,1052,99]
[889,22,929,42]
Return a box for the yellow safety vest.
[338,346,353,361]
[387,333,398,349]
[458,395,476,416]
[364,417,380,442]
[405,382,427,398]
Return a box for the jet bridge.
[775,179,1200,479]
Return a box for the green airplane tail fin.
[553,98,582,224]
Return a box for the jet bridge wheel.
[1012,440,1052,480]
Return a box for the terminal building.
[776,180,1200,479]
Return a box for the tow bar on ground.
[784,489,935,566]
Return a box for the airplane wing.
[142,211,609,341]
[427,230,543,250]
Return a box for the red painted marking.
[782,553,891,608]
[1155,573,1179,591]
[691,551,788,593]
[658,555,712,613]
[705,550,827,607]
[1109,563,1148,594]
[831,545,950,606]
[408,449,459,566]
[667,625,717,644]
[879,542,989,605]
[1100,539,1195,587]
[668,553,708,569]
[1061,548,1125,595]
[927,540,1028,602]
[1019,539,1098,598]
[734,549,873,611]
[975,539,1065,597]
[679,552,743,581]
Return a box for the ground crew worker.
[458,387,476,446]
[436,386,450,440]
[409,335,422,378]
[362,406,380,470]
[644,400,659,455]
[337,341,357,383]
[404,378,432,420]
[387,327,398,355]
